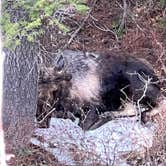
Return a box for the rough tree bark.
[3,39,38,148]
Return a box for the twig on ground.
[89,15,119,41]
[37,108,56,124]
[62,0,98,50]
[119,0,128,30]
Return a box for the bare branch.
[119,0,128,30]
[37,108,56,124]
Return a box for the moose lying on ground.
[37,50,161,130]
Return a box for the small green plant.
[112,21,125,38]
[160,0,165,8]
[1,0,89,49]
[157,17,166,28]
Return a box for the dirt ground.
[7,0,166,165]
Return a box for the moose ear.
[56,55,65,71]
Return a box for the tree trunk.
[3,39,38,148]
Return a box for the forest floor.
[7,0,166,165]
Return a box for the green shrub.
[1,0,89,49]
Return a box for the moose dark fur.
[37,50,160,130]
